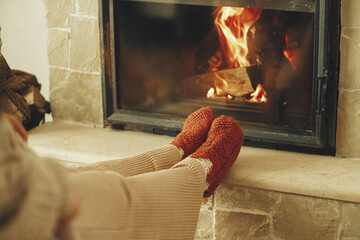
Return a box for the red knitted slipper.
[190,115,244,198]
[171,107,215,159]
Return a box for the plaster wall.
[0,0,50,99]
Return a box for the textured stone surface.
[215,210,271,240]
[202,195,214,210]
[338,0,360,158]
[76,0,98,16]
[336,91,360,158]
[28,121,360,240]
[49,67,102,124]
[338,203,360,239]
[47,29,70,67]
[339,28,360,90]
[43,0,74,27]
[70,16,100,72]
[273,194,341,240]
[195,209,213,240]
[215,184,278,214]
[341,0,360,27]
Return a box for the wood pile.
[0,53,50,130]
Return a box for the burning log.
[195,26,222,73]
[247,23,293,92]
[213,67,254,97]
[182,66,254,98]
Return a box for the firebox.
[100,0,340,155]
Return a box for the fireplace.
[100,0,340,155]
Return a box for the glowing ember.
[227,95,235,100]
[207,88,215,98]
[283,34,298,71]
[247,84,267,103]
[214,7,262,68]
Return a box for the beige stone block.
[202,195,213,210]
[341,0,360,27]
[76,0,99,16]
[339,28,360,89]
[195,209,213,240]
[215,210,270,239]
[215,184,278,214]
[48,29,70,67]
[43,0,74,27]
[338,203,360,239]
[49,67,103,124]
[70,16,101,72]
[336,91,360,158]
[272,194,340,240]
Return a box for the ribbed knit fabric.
[72,144,182,176]
[69,159,206,240]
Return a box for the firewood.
[247,24,292,92]
[195,26,222,73]
[0,53,13,81]
[13,70,41,90]
[21,85,46,112]
[0,54,29,91]
[182,67,254,98]
[0,53,48,128]
[0,88,31,123]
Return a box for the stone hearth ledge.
[28,122,360,204]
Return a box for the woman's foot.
[190,115,244,198]
[171,107,214,159]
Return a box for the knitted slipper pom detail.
[171,107,215,159]
[190,115,244,198]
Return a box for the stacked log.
[0,53,50,130]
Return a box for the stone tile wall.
[336,0,360,157]
[44,0,102,125]
[195,184,360,240]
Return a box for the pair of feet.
[171,108,244,198]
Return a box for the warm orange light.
[227,94,235,100]
[207,88,215,98]
[214,7,262,68]
[247,84,267,103]
[283,34,298,71]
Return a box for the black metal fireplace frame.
[99,0,340,155]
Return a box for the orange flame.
[207,88,215,98]
[214,7,262,68]
[283,34,298,71]
[247,84,267,103]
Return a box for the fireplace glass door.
[101,0,339,154]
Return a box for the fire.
[283,34,298,71]
[207,88,215,98]
[247,84,267,103]
[206,7,266,103]
[214,7,262,68]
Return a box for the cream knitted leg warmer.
[69,159,206,240]
[72,144,182,177]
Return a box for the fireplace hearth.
[100,0,340,155]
